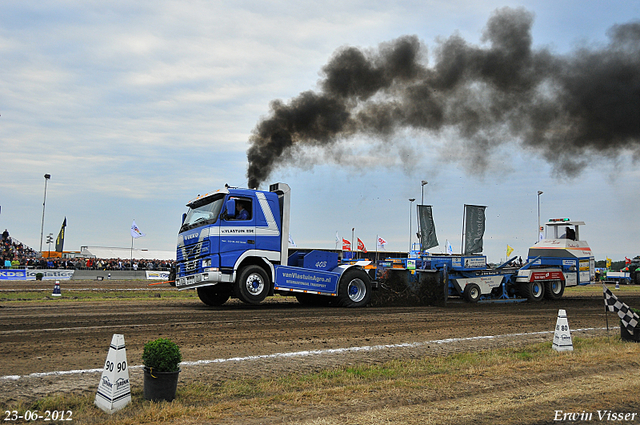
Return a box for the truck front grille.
[177,240,209,262]
[183,259,199,273]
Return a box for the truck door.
[219,196,257,268]
[254,192,281,254]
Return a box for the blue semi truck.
[174,183,373,307]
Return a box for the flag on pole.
[506,245,514,258]
[342,238,351,251]
[603,284,639,335]
[606,258,612,269]
[288,233,297,247]
[446,240,453,255]
[55,217,67,252]
[130,220,146,238]
[376,236,387,250]
[357,238,367,253]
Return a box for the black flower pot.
[143,367,180,402]
[620,321,640,342]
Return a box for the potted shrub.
[620,307,640,342]
[142,338,182,401]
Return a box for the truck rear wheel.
[337,269,371,308]
[521,281,545,302]
[463,283,481,303]
[544,280,564,300]
[197,285,231,306]
[236,265,269,305]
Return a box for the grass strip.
[4,335,640,424]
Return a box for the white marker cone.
[52,280,61,297]
[95,334,131,414]
[552,309,573,352]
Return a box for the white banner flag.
[130,220,146,238]
[376,236,387,250]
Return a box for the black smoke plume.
[247,7,640,189]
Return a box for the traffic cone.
[52,280,62,297]
[552,309,573,352]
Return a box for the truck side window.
[236,201,251,220]
[233,199,252,220]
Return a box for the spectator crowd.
[1,228,174,271]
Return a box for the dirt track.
[0,280,623,407]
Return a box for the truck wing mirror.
[181,213,187,225]
[224,198,236,219]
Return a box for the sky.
[1,0,639,263]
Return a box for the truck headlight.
[202,258,211,268]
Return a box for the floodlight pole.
[409,198,415,253]
[537,191,543,242]
[421,181,428,206]
[39,174,51,254]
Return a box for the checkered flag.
[603,284,640,335]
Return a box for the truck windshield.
[180,194,224,233]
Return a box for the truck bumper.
[175,269,233,290]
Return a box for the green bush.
[142,338,182,372]
[35,273,44,281]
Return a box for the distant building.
[80,246,175,261]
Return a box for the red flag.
[626,257,632,265]
[342,238,351,251]
[357,238,367,253]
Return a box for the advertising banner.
[463,205,486,255]
[55,217,67,252]
[417,205,438,251]
[145,271,170,280]
[0,269,75,280]
[274,266,339,294]
[0,269,27,280]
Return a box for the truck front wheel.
[197,285,231,306]
[236,265,269,305]
[337,269,372,308]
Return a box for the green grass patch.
[0,290,198,302]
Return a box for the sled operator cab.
[526,218,595,288]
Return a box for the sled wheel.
[544,280,564,300]
[522,280,545,302]
[463,283,481,303]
